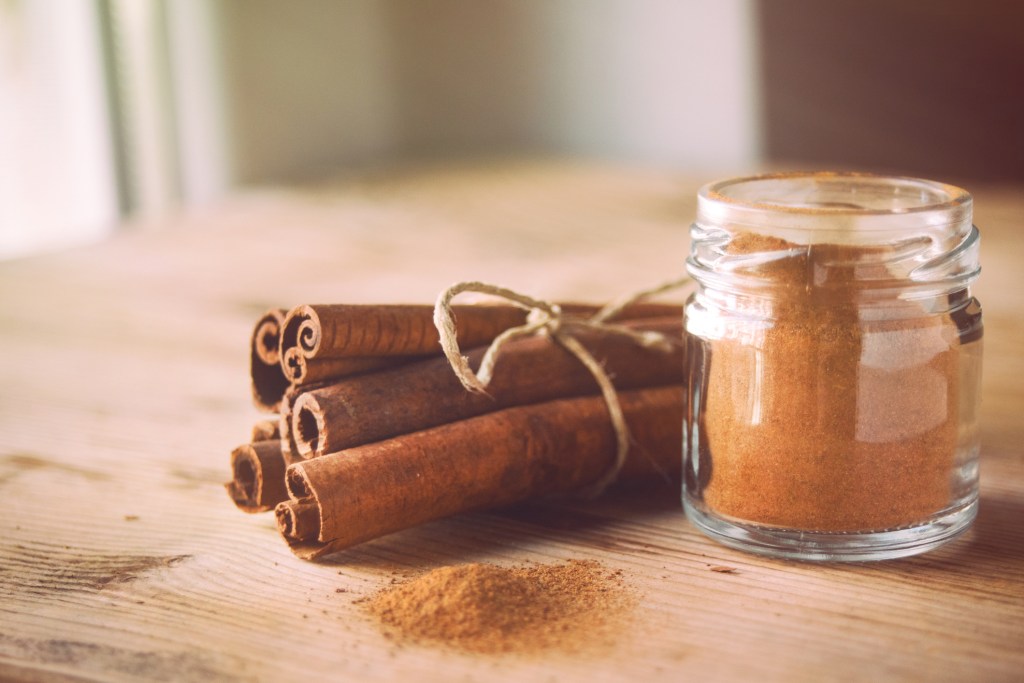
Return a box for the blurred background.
[1,0,1021,260]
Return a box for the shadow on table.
[320,482,1023,577]
[318,478,684,572]
[895,492,1024,572]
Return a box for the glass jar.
[683,173,983,561]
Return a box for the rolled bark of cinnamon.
[279,382,321,465]
[277,385,683,559]
[292,318,683,459]
[279,304,528,365]
[275,500,320,540]
[280,349,414,386]
[251,420,280,442]
[251,309,290,412]
[225,440,288,513]
[279,302,683,368]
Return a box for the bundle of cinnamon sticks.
[226,299,686,559]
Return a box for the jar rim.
[698,172,972,235]
[701,172,970,215]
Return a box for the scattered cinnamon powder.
[363,560,632,654]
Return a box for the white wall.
[0,0,119,259]
[207,0,759,185]
[210,0,397,185]
[530,0,759,168]
[0,0,760,259]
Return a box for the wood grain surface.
[1,161,1021,682]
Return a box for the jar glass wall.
[683,173,983,561]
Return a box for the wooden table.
[1,162,1021,682]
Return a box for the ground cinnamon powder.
[363,560,631,654]
[699,233,963,531]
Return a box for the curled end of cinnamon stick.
[280,305,320,365]
[254,315,284,365]
[275,499,320,541]
[251,420,280,443]
[233,451,258,500]
[251,309,290,413]
[292,394,326,459]
[286,465,314,500]
[226,441,288,513]
[282,346,308,384]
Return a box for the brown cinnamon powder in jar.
[698,234,963,531]
[363,560,631,654]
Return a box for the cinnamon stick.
[280,349,414,386]
[279,383,311,465]
[291,318,683,459]
[279,302,682,367]
[225,440,288,513]
[279,304,527,364]
[275,500,320,539]
[250,309,290,412]
[277,386,683,559]
[251,419,280,442]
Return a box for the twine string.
[433,276,690,497]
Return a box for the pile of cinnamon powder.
[363,560,632,654]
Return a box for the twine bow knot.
[433,277,689,496]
